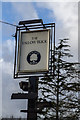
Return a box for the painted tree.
[38,39,80,120]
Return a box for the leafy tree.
[38,39,80,120]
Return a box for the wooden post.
[27,76,38,120]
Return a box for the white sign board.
[17,29,50,73]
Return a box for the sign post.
[11,19,55,120]
[27,77,38,120]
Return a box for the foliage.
[38,39,80,120]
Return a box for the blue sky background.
[0,1,78,118]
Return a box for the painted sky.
[0,1,79,118]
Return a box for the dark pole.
[27,76,38,120]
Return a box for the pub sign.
[17,29,50,73]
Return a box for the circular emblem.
[27,51,41,65]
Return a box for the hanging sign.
[17,29,50,73]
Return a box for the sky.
[0,0,79,119]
